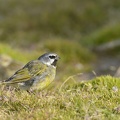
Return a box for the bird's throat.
[51,60,57,67]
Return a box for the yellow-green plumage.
[2,53,59,91]
[33,65,56,90]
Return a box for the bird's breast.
[32,67,56,90]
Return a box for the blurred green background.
[0,0,120,83]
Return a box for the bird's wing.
[5,60,47,84]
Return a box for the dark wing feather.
[5,60,47,84]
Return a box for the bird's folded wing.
[5,60,47,84]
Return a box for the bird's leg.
[27,89,35,95]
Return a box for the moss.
[0,76,120,119]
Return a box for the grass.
[0,43,38,63]
[0,76,120,120]
[0,0,120,43]
[43,39,94,63]
[0,39,94,64]
[82,23,120,47]
[0,0,120,119]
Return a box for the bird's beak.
[56,56,60,60]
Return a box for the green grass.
[0,39,94,64]
[0,43,40,63]
[82,23,120,47]
[0,76,120,120]
[0,1,120,119]
[0,0,120,43]
[43,39,94,63]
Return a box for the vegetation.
[0,0,120,119]
[82,23,120,47]
[0,76,120,120]
[0,0,120,45]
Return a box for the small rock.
[112,86,118,92]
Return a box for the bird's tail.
[0,81,6,85]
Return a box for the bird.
[1,52,60,92]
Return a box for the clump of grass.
[82,23,120,47]
[0,43,28,62]
[0,75,119,119]
[0,43,42,63]
[43,39,94,64]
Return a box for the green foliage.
[0,43,27,62]
[0,76,120,119]
[0,43,39,63]
[0,0,120,43]
[0,0,120,118]
[82,23,120,46]
[43,39,94,63]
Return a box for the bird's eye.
[49,55,55,59]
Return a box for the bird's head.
[38,53,60,67]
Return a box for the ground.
[0,76,120,120]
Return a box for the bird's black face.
[38,53,60,67]
[48,54,60,67]
[49,54,59,67]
